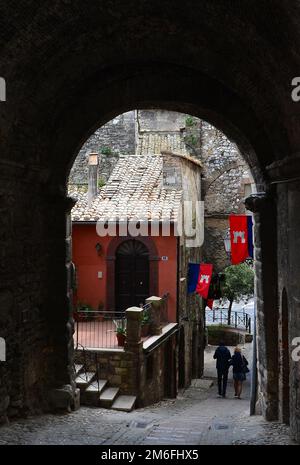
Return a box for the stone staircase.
[75,364,136,412]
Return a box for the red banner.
[230,215,249,265]
[207,299,214,309]
[196,264,213,299]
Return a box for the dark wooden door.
[116,240,149,312]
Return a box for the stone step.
[111,395,136,412]
[75,371,96,390]
[81,380,108,406]
[99,387,119,408]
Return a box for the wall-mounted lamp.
[95,242,102,256]
[223,228,231,258]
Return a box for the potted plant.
[74,302,93,321]
[116,326,126,346]
[113,318,127,346]
[141,309,151,337]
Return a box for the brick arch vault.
[0,1,300,442]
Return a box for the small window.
[244,183,252,198]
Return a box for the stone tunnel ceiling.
[1,0,300,187]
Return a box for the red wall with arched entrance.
[72,223,178,321]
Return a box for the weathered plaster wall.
[72,224,178,321]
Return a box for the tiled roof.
[137,132,189,156]
[68,155,183,222]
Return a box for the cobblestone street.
[0,345,295,446]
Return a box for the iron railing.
[74,311,126,349]
[205,308,251,333]
[74,348,105,391]
[74,293,170,350]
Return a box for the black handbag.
[242,357,250,374]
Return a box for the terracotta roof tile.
[68,155,183,222]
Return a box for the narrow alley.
[0,345,294,446]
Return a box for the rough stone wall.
[178,244,204,384]
[202,217,231,275]
[0,167,48,424]
[199,121,253,271]
[0,165,75,424]
[69,111,136,184]
[138,109,187,132]
[140,334,177,407]
[75,349,135,395]
[200,121,251,214]
[280,183,300,442]
[74,334,177,407]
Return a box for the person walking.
[213,341,231,398]
[230,346,249,399]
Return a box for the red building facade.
[72,224,178,321]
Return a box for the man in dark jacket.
[213,342,231,398]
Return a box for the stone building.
[69,150,204,405]
[70,109,255,272]
[1,1,300,444]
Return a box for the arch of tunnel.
[0,1,300,443]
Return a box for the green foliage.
[184,134,198,146]
[141,309,151,326]
[221,263,254,304]
[185,116,197,127]
[97,177,106,188]
[113,318,126,334]
[100,146,112,156]
[76,302,94,320]
[116,326,126,335]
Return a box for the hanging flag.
[187,263,201,293]
[196,263,213,299]
[188,263,214,299]
[247,215,254,259]
[229,215,254,265]
[207,299,214,310]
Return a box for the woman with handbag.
[230,346,249,399]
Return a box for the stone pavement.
[0,344,296,445]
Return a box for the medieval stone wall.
[69,111,136,184]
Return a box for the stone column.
[46,192,79,412]
[125,307,143,349]
[88,153,98,208]
[124,307,143,402]
[245,192,279,421]
[145,296,163,335]
[266,154,300,441]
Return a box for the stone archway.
[1,1,300,441]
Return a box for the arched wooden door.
[115,239,150,312]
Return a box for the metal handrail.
[74,310,126,349]
[206,308,251,333]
